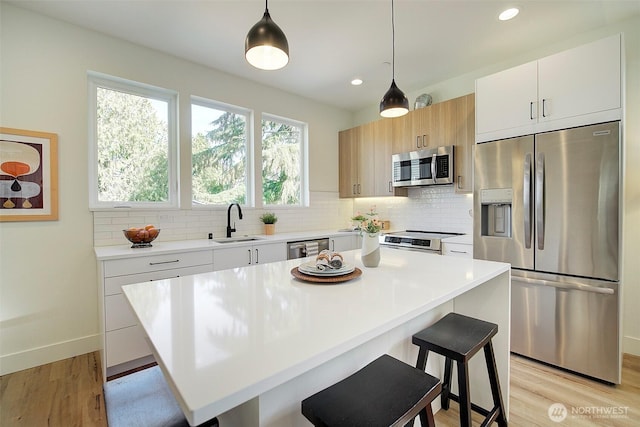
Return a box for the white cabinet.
[99,250,213,378]
[442,242,473,259]
[213,242,286,271]
[330,235,357,252]
[476,61,538,138]
[476,34,621,143]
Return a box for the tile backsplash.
[93,187,473,247]
[93,191,354,247]
[353,186,473,234]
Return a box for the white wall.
[355,16,640,356]
[0,3,353,374]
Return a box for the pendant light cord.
[391,0,396,80]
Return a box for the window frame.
[88,71,179,210]
[190,96,254,208]
[261,113,309,208]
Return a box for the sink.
[211,236,263,244]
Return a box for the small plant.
[259,212,278,224]
[351,206,381,235]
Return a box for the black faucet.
[226,203,243,238]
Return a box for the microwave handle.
[431,154,437,184]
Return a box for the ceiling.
[7,0,640,112]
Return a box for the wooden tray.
[291,267,362,284]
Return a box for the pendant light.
[380,0,409,118]
[245,0,289,70]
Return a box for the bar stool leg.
[484,341,508,427]
[457,362,472,427]
[416,346,429,371]
[418,406,435,427]
[440,357,453,410]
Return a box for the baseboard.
[0,334,101,376]
[623,335,640,357]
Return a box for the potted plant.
[260,212,278,235]
[351,207,382,267]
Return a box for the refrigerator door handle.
[536,152,545,250]
[524,153,532,249]
[517,276,615,295]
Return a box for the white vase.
[361,232,380,267]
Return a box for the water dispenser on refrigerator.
[480,188,512,238]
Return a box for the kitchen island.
[122,247,511,427]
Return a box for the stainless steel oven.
[379,230,462,254]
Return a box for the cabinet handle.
[331,239,335,251]
[416,135,421,149]
[255,248,259,264]
[248,249,252,265]
[357,183,361,194]
[149,260,179,266]
[423,134,428,147]
[450,250,468,254]
[457,176,462,189]
[353,184,356,195]
[389,181,392,193]
[542,98,548,118]
[530,101,535,120]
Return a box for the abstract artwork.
[0,127,58,221]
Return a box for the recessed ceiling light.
[499,7,519,21]
[351,78,363,86]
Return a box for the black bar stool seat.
[412,312,507,427]
[301,354,441,427]
[103,366,218,427]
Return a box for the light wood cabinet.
[343,94,475,196]
[476,34,621,142]
[453,94,475,193]
[339,121,406,198]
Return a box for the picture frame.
[0,127,59,221]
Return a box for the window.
[191,98,251,206]
[88,72,178,209]
[261,114,307,206]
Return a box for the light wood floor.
[1,352,638,426]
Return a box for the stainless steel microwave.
[392,145,454,187]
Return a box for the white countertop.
[122,247,509,425]
[95,229,359,260]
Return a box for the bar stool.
[103,366,219,427]
[412,313,507,427]
[301,354,441,427]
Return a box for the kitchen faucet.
[226,203,243,238]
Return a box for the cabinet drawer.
[106,326,151,367]
[443,243,473,258]
[104,250,213,277]
[104,264,212,296]
[105,294,138,331]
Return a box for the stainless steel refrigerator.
[473,121,621,384]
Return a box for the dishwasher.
[287,238,329,259]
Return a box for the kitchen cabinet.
[213,242,286,271]
[476,34,621,143]
[453,93,475,193]
[442,242,473,258]
[99,250,214,378]
[339,121,406,198]
[338,126,373,197]
[330,234,357,252]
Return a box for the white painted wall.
[0,3,353,374]
[355,16,640,357]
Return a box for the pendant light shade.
[380,0,408,118]
[245,1,289,71]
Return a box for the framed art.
[0,127,58,221]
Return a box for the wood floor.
[1,352,638,426]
